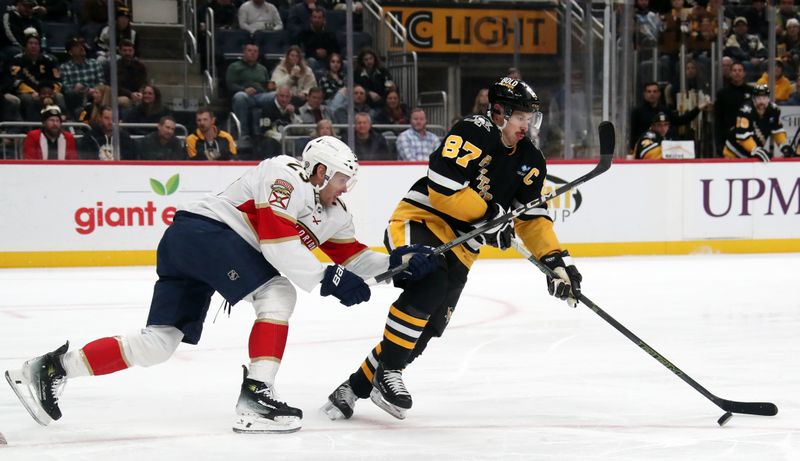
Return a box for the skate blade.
[232,414,302,434]
[5,369,53,426]
[321,400,349,421]
[369,388,407,420]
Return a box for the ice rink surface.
[0,253,798,460]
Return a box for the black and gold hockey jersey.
[387,114,561,269]
[634,130,664,160]
[723,102,787,159]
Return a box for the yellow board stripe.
[384,328,416,350]
[389,305,428,328]
[2,239,800,268]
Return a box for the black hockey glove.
[750,147,770,163]
[389,244,439,281]
[473,203,515,250]
[540,250,582,308]
[781,144,797,158]
[320,265,371,307]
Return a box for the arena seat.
[215,28,252,59]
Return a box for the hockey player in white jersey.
[5,136,438,434]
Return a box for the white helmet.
[302,136,359,191]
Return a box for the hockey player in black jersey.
[322,77,583,420]
[723,84,797,162]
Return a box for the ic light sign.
[384,6,557,54]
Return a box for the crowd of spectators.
[631,0,800,159]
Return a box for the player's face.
[319,172,352,205]
[501,111,533,144]
[753,95,770,111]
[653,121,670,137]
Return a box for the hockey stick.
[366,121,616,285]
[510,238,778,424]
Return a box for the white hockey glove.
[750,146,770,163]
[540,250,582,308]
[472,203,515,250]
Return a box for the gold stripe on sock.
[389,305,428,328]
[384,328,415,350]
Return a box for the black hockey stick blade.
[367,122,616,285]
[717,399,778,416]
[510,239,779,420]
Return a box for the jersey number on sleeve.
[441,135,483,168]
[286,161,310,182]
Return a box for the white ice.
[0,253,798,461]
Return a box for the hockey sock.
[61,350,91,379]
[247,319,288,384]
[379,305,429,369]
[80,337,130,376]
[349,343,381,399]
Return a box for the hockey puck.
[717,411,733,427]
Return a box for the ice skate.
[370,365,411,420]
[5,342,69,426]
[321,380,358,420]
[232,366,302,434]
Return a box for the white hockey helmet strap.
[302,136,359,191]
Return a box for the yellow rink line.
[2,239,799,268]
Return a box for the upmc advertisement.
[0,160,798,267]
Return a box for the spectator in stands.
[634,0,663,50]
[355,48,393,108]
[312,118,336,139]
[78,105,138,160]
[688,15,717,78]
[395,107,439,162]
[629,81,705,150]
[665,59,709,108]
[297,8,339,77]
[186,108,237,160]
[776,0,800,37]
[36,0,72,22]
[720,56,733,87]
[298,87,332,124]
[353,111,389,160]
[227,43,271,146]
[373,89,408,125]
[96,7,137,62]
[785,74,800,105]
[779,18,800,79]
[238,0,283,33]
[258,85,301,158]
[116,39,148,106]
[470,88,489,116]
[138,115,185,161]
[287,0,320,42]
[82,0,124,25]
[659,0,690,82]
[318,52,344,103]
[78,83,113,124]
[23,105,77,160]
[724,17,767,81]
[271,45,317,104]
[633,112,670,160]
[714,62,752,155]
[125,84,172,133]
[332,83,371,124]
[756,60,792,104]
[60,36,106,118]
[200,0,238,29]
[743,0,769,41]
[0,0,42,63]
[10,30,65,121]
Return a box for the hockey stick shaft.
[510,238,778,417]
[367,121,616,285]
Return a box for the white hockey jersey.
[182,155,388,292]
